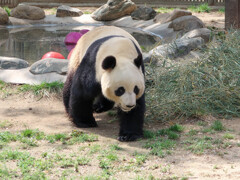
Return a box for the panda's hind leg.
[93,94,115,113]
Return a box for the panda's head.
[101,55,145,112]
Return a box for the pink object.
[80,29,89,35]
[67,49,74,60]
[64,32,82,45]
[41,51,65,59]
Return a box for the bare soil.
[0,92,240,179]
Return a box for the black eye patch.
[115,87,125,96]
[134,86,139,95]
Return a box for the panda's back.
[68,26,140,72]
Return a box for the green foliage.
[211,120,224,131]
[155,7,174,13]
[218,7,225,13]
[188,3,211,13]
[18,82,64,95]
[145,30,240,123]
[3,7,11,16]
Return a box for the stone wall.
[1,0,225,8]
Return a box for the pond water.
[0,24,161,64]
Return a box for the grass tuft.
[188,3,211,13]
[18,82,64,96]
[145,30,240,123]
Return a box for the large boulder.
[56,5,83,17]
[11,4,45,20]
[29,58,69,75]
[0,7,9,25]
[149,37,204,59]
[168,15,205,32]
[131,6,156,20]
[91,0,136,21]
[154,9,192,24]
[181,28,212,43]
[0,56,29,69]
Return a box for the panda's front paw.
[118,134,142,142]
[92,103,105,113]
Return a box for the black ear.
[102,56,116,70]
[134,54,142,68]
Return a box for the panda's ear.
[134,54,142,68]
[102,56,116,70]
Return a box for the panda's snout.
[126,105,135,108]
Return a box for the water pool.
[0,24,161,64]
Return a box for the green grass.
[3,7,11,16]
[188,3,211,13]
[18,82,64,96]
[155,7,174,13]
[211,120,224,131]
[145,30,240,123]
[218,7,225,13]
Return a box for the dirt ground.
[1,90,240,179]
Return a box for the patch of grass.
[46,133,68,143]
[67,130,98,145]
[144,139,176,157]
[109,144,123,151]
[211,120,224,131]
[186,129,198,136]
[223,133,234,139]
[185,136,214,155]
[133,152,148,166]
[18,82,64,96]
[218,7,225,13]
[3,7,11,16]
[145,30,240,123]
[155,7,174,13]
[0,120,12,129]
[188,3,211,13]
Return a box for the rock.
[131,6,156,20]
[91,0,136,21]
[181,28,212,43]
[0,68,66,85]
[0,57,29,69]
[0,7,9,25]
[11,4,45,20]
[56,5,83,17]
[154,9,192,24]
[169,15,205,32]
[149,37,204,59]
[29,58,69,75]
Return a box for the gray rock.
[154,9,192,24]
[30,58,69,75]
[149,37,204,59]
[56,5,83,17]
[0,7,9,25]
[91,0,136,21]
[181,28,212,43]
[11,4,45,20]
[131,6,156,20]
[0,56,29,69]
[0,68,66,85]
[169,15,205,32]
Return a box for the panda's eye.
[115,87,125,96]
[134,86,139,95]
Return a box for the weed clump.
[145,30,240,123]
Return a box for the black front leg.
[93,94,115,113]
[118,94,145,142]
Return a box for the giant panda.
[63,26,145,142]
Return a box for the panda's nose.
[126,105,135,108]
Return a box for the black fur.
[63,34,145,141]
[102,56,116,70]
[118,94,145,141]
[134,54,142,68]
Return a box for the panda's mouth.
[120,105,135,112]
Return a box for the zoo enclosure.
[1,0,225,8]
